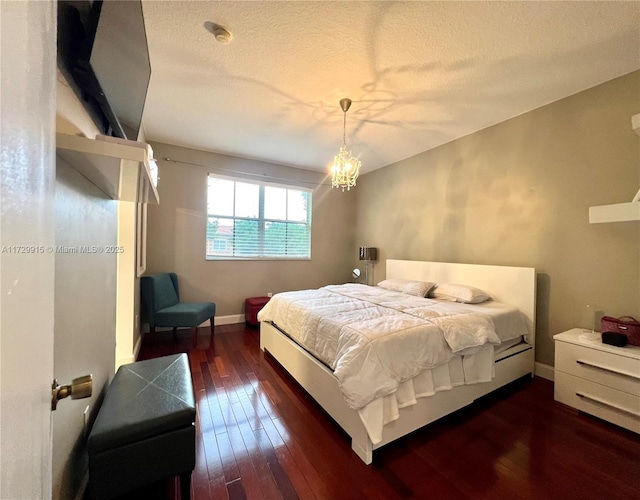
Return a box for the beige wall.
[355,71,640,366]
[59,67,145,367]
[55,70,120,499]
[146,142,357,317]
[54,70,119,499]
[53,160,117,499]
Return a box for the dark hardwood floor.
[128,323,640,500]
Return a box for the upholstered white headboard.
[387,260,537,346]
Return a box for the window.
[206,174,312,260]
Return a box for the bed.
[258,260,536,464]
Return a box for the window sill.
[205,257,311,262]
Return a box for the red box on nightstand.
[245,296,270,326]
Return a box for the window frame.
[206,173,312,261]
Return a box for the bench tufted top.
[88,353,196,454]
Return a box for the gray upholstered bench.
[87,354,196,499]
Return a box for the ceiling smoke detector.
[204,21,232,44]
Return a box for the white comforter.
[258,284,525,413]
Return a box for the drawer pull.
[576,392,640,418]
[576,359,640,380]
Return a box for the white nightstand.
[554,328,640,433]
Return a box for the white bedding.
[257,284,528,417]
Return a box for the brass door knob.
[51,374,92,411]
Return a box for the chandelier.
[331,98,361,191]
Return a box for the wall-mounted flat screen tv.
[58,0,152,141]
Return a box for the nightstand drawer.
[556,341,640,395]
[555,371,640,433]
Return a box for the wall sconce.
[352,268,361,283]
[359,247,378,286]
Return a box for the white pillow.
[377,279,436,297]
[430,283,492,304]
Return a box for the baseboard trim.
[132,333,142,359]
[117,333,143,367]
[534,362,554,381]
[216,314,244,326]
[116,354,136,368]
[147,314,245,335]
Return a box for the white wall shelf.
[589,199,640,223]
[56,133,159,204]
[588,114,639,223]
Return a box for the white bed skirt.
[358,345,495,444]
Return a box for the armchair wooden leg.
[192,327,197,348]
[172,327,178,342]
[210,316,215,341]
[150,326,156,345]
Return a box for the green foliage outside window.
[206,175,311,260]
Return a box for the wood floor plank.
[225,417,267,500]
[226,478,247,500]
[229,373,265,433]
[215,430,241,485]
[256,426,315,500]
[208,475,229,500]
[199,404,225,484]
[252,427,299,500]
[206,394,230,437]
[228,395,281,499]
[134,324,640,500]
[243,382,277,428]
[270,417,333,497]
[192,431,213,500]
[214,381,239,431]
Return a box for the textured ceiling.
[141,1,640,174]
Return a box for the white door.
[0,1,57,499]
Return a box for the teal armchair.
[141,273,216,346]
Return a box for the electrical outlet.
[267,292,273,297]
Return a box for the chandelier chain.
[343,110,346,146]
